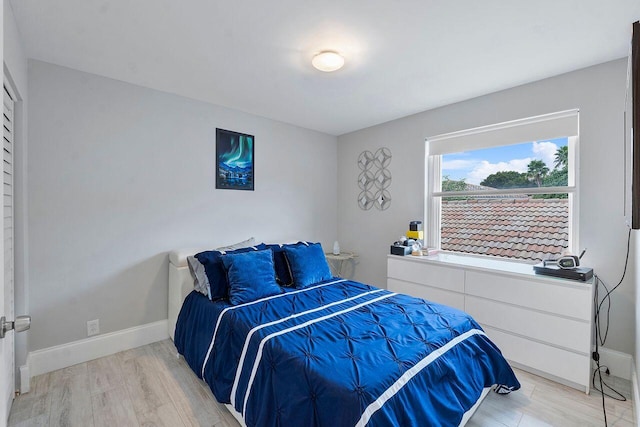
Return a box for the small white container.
[333,241,341,255]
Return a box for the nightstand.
[325,251,358,277]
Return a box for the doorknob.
[0,315,30,339]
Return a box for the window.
[426,110,578,262]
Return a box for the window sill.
[387,252,592,285]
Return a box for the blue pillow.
[283,242,333,288]
[221,249,282,305]
[195,244,266,300]
[265,242,308,286]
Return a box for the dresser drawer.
[388,278,465,311]
[387,257,464,293]
[465,296,591,353]
[482,326,590,390]
[465,271,592,321]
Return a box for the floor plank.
[7,373,52,426]
[118,346,176,422]
[47,363,94,427]
[134,403,186,427]
[90,387,138,427]
[149,341,230,426]
[470,369,634,427]
[8,339,635,426]
[87,354,125,396]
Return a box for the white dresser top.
[388,253,593,288]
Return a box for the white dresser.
[387,254,594,393]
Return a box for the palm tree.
[554,146,568,170]
[527,160,549,187]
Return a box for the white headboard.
[167,239,296,340]
[167,249,203,341]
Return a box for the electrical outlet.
[87,319,100,337]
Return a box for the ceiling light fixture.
[312,51,345,72]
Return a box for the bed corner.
[168,249,199,341]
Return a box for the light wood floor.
[7,339,635,426]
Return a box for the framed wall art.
[216,128,254,191]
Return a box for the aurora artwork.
[216,128,255,191]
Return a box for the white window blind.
[427,109,579,155]
[425,110,579,259]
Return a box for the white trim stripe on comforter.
[241,292,398,416]
[230,288,385,407]
[354,329,488,427]
[201,279,346,378]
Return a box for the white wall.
[633,230,639,423]
[27,60,338,351]
[338,58,634,356]
[4,0,29,389]
[3,1,25,93]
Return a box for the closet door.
[0,82,16,421]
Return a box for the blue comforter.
[174,278,520,426]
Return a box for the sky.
[442,137,568,185]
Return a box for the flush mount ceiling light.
[312,51,345,72]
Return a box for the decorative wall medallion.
[357,150,375,171]
[374,189,391,211]
[358,191,375,210]
[373,147,392,168]
[357,147,391,210]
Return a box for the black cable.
[591,228,632,426]
[595,360,608,426]
[591,366,627,401]
[596,277,611,346]
[595,228,631,345]
[592,275,608,427]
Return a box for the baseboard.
[19,362,30,394]
[595,347,632,380]
[28,319,168,380]
[631,359,639,426]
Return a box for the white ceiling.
[9,0,640,136]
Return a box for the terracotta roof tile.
[441,198,568,262]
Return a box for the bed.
[167,243,520,427]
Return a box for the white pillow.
[187,237,256,298]
[217,237,256,251]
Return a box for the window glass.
[428,134,575,263]
[441,137,568,192]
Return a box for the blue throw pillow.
[265,242,308,286]
[283,242,333,288]
[221,249,282,305]
[195,244,266,300]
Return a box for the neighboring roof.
[463,183,493,191]
[441,198,568,262]
[461,183,528,198]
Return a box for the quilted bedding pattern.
[174,278,520,427]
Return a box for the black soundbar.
[533,263,593,281]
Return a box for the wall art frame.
[216,128,255,191]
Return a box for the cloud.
[442,159,478,170]
[532,141,558,168]
[450,140,562,185]
[467,158,532,185]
